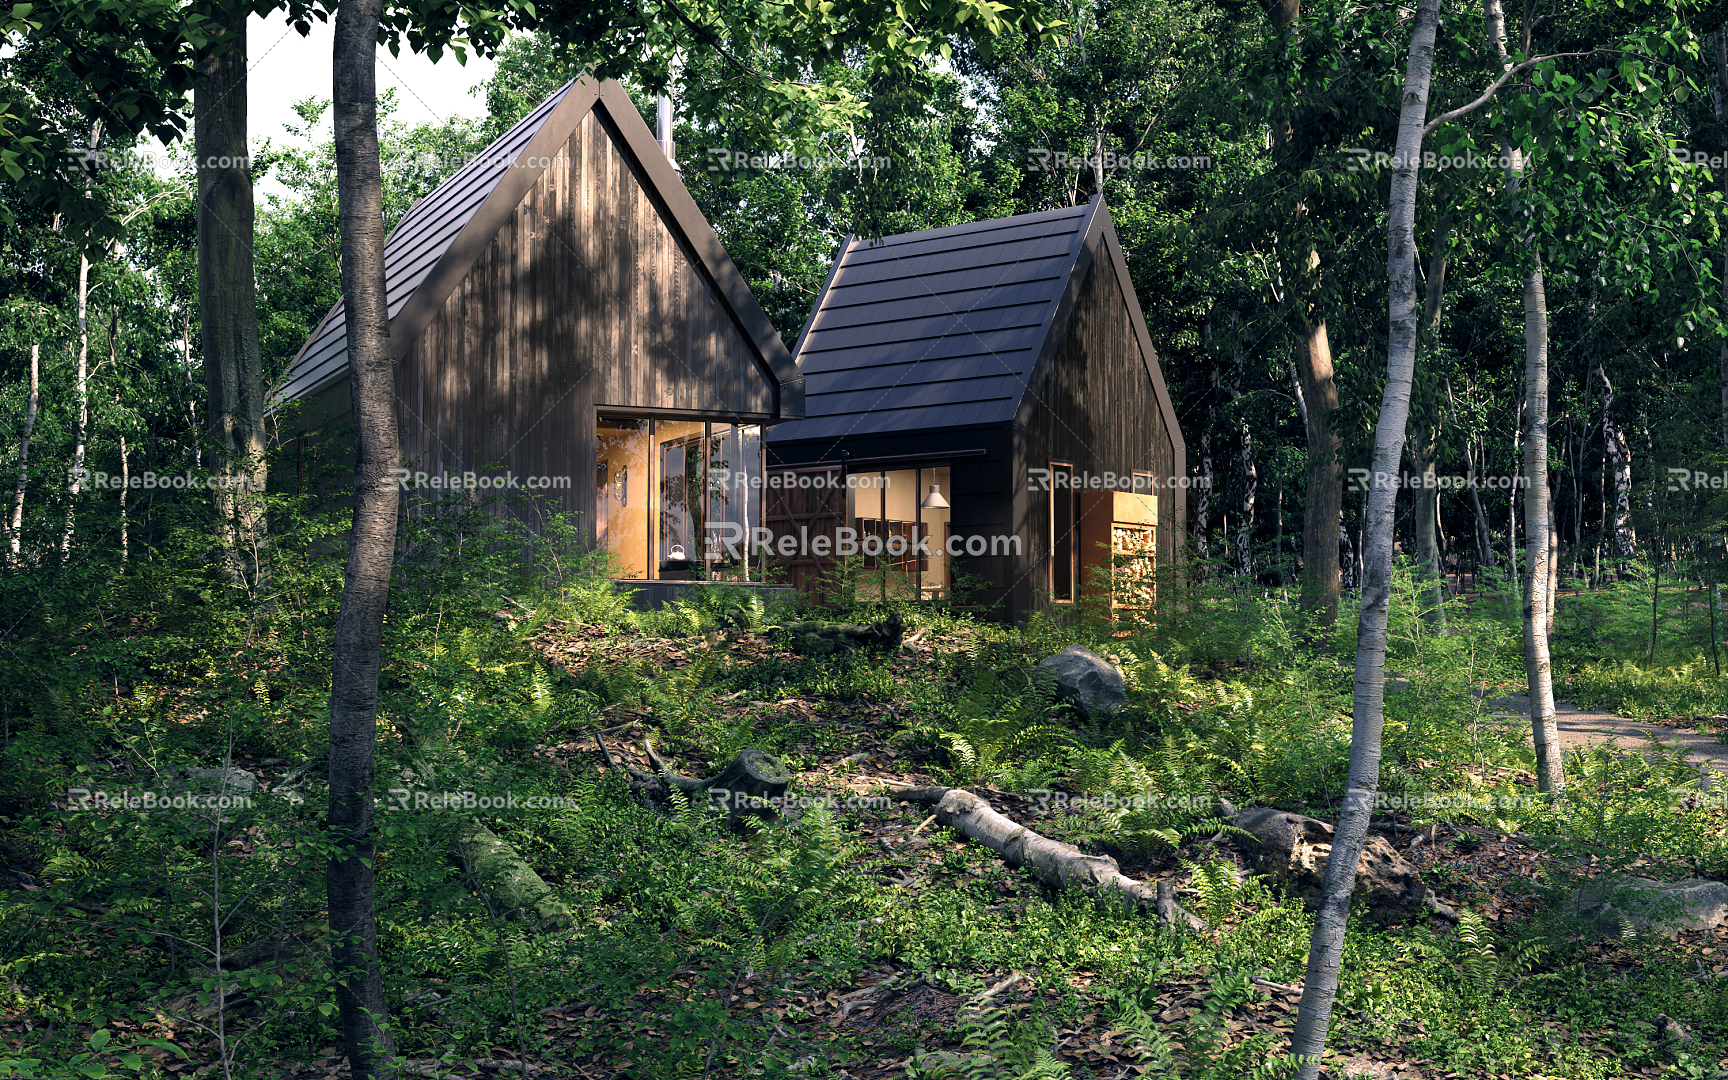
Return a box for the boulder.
[1568,876,1728,939]
[1227,807,1455,926]
[158,766,259,830]
[1034,645,1127,719]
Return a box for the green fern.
[1181,858,1246,926]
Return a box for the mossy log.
[890,785,1201,925]
[784,612,904,656]
[384,759,572,926]
[452,817,572,924]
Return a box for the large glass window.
[596,415,763,580]
[845,464,951,600]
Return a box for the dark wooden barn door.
[764,465,843,603]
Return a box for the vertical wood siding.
[1014,255,1178,618]
[396,111,779,537]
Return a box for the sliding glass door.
[595,414,763,580]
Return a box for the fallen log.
[783,612,904,656]
[385,757,571,926]
[888,786,1202,926]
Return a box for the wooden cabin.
[764,197,1186,623]
[276,77,803,603]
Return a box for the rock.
[1227,808,1448,926]
[1033,645,1127,719]
[1567,876,1728,939]
[157,766,259,830]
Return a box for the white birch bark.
[1289,0,1442,1071]
[9,340,39,561]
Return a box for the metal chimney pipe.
[656,94,678,169]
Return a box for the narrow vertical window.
[1051,461,1076,601]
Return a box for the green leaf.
[87,1029,110,1051]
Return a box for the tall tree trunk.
[1289,0,1441,1071]
[1296,276,1344,628]
[1599,366,1634,562]
[1411,214,1451,624]
[1194,362,1219,569]
[9,340,39,561]
[1232,339,1257,581]
[118,434,129,563]
[328,0,399,1075]
[1486,0,1562,793]
[196,2,268,591]
[1270,0,1346,629]
[60,240,93,558]
[1448,380,1496,568]
[1715,29,1728,451]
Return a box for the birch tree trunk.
[327,0,399,1074]
[1411,215,1451,624]
[1599,366,1635,562]
[60,242,92,559]
[196,1,268,591]
[1289,0,1441,1070]
[9,340,39,561]
[1486,0,1562,793]
[1232,341,1257,581]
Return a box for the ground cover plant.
[4,501,1728,1080]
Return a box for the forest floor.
[8,610,1728,1080]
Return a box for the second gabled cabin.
[276,78,803,601]
[764,197,1186,623]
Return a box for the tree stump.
[701,747,792,815]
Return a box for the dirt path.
[1489,692,1728,774]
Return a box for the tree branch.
[1421,49,1600,138]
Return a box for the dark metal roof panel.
[276,84,574,402]
[768,201,1095,444]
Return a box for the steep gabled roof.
[765,201,1099,444]
[275,78,801,414]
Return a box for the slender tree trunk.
[1485,0,1561,792]
[328,0,399,1074]
[1517,266,1561,789]
[9,341,39,561]
[1715,28,1728,451]
[1296,279,1344,627]
[1269,0,1346,629]
[61,243,92,558]
[1290,0,1441,1070]
[1411,214,1451,624]
[183,312,203,471]
[1232,341,1257,581]
[1599,366,1634,562]
[1195,362,1219,568]
[118,434,129,563]
[196,1,268,591]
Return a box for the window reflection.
[595,415,764,581]
[845,465,952,600]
